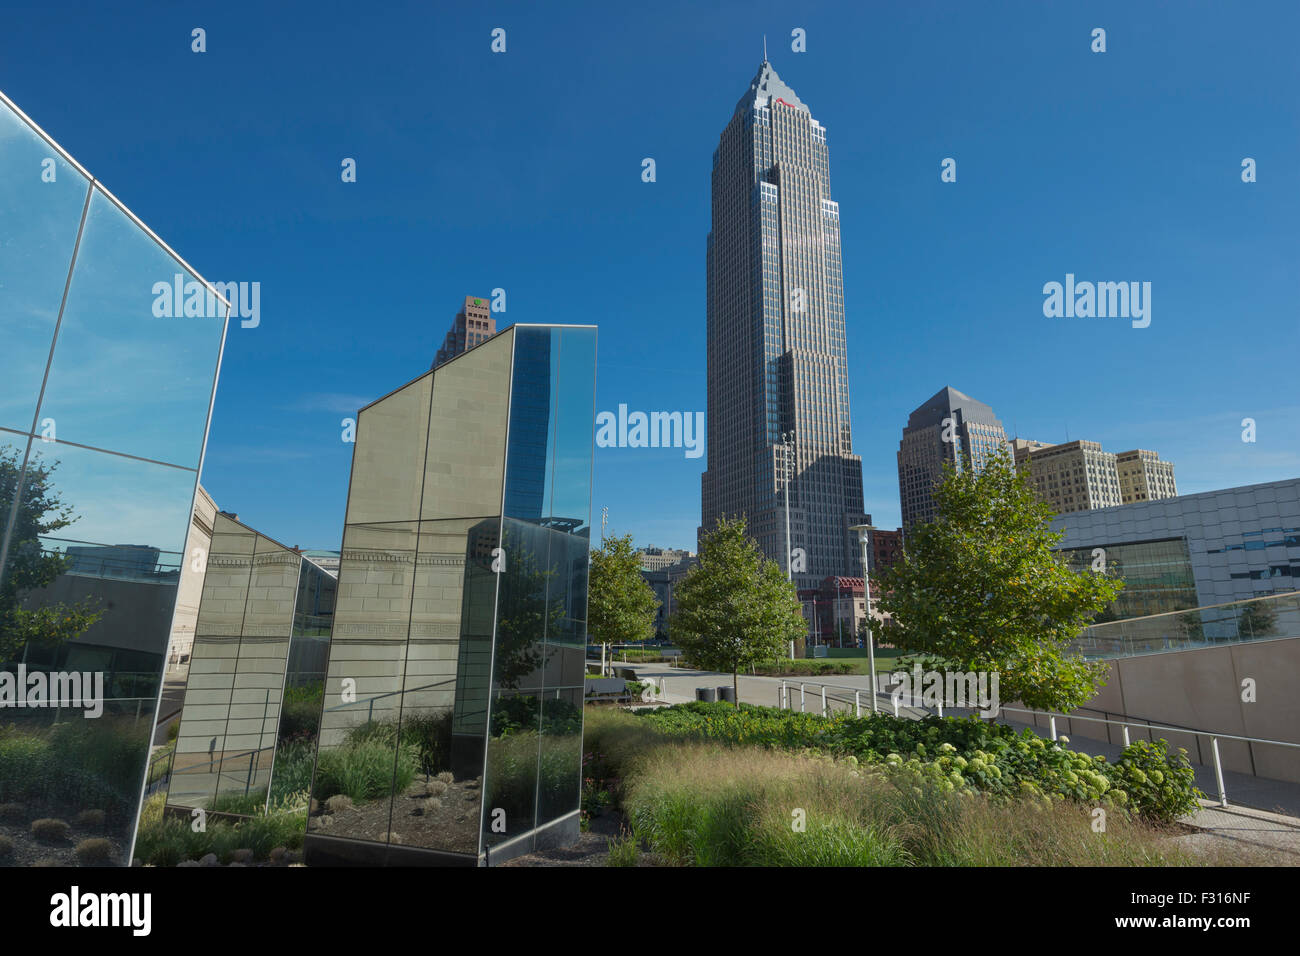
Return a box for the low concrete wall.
[1011,636,1300,783]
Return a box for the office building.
[433,295,496,368]
[305,324,596,866]
[1013,438,1177,515]
[871,527,904,572]
[897,387,1009,533]
[0,89,228,867]
[700,59,867,589]
[1020,440,1123,514]
[1117,449,1177,504]
[637,546,695,572]
[641,556,696,640]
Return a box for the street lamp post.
[850,523,878,712]
[781,431,794,582]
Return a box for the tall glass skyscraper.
[701,60,866,588]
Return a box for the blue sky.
[3,0,1296,552]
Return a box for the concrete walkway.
[621,660,1300,855]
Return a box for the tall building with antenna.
[699,58,867,588]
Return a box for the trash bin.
[695,687,717,702]
[717,685,736,703]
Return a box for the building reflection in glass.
[159,515,335,815]
[305,324,596,866]
[0,90,227,866]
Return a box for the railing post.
[1211,737,1228,807]
[800,683,805,713]
[892,695,899,718]
[1050,716,1057,740]
[1122,725,1130,747]
[780,680,786,710]
[821,685,827,717]
[854,690,861,718]
[937,700,943,718]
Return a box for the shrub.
[620,740,1240,867]
[278,683,325,739]
[131,790,307,866]
[623,702,1202,824]
[74,808,106,829]
[0,802,26,822]
[399,710,454,775]
[31,818,70,842]
[269,738,316,803]
[1110,740,1203,824]
[74,838,114,865]
[606,830,640,867]
[0,835,13,858]
[210,791,268,816]
[313,735,417,803]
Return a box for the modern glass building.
[1054,477,1300,616]
[0,90,228,866]
[158,513,336,813]
[305,324,596,867]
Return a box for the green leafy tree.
[671,516,806,706]
[878,451,1122,712]
[587,534,659,675]
[1236,600,1278,640]
[493,525,567,690]
[0,447,101,662]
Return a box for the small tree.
[587,534,659,676]
[671,516,805,707]
[878,451,1122,712]
[0,447,101,662]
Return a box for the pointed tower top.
[763,34,768,63]
[734,58,808,117]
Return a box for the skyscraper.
[897,387,1009,533]
[700,59,866,589]
[433,295,495,368]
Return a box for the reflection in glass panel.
[303,326,595,865]
[167,514,256,808]
[166,517,303,811]
[0,444,197,865]
[0,100,90,433]
[0,94,226,867]
[38,188,226,468]
[307,521,414,845]
[270,556,336,807]
[482,327,595,852]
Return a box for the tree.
[671,516,806,707]
[0,447,101,662]
[1237,600,1278,640]
[878,451,1122,713]
[587,534,659,676]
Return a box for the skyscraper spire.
[702,64,867,587]
[763,34,767,63]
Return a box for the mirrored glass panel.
[0,100,90,433]
[307,520,415,847]
[0,443,198,865]
[482,326,595,852]
[38,188,226,468]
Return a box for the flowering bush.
[634,702,1201,823]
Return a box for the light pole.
[850,523,878,712]
[780,431,794,582]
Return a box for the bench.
[585,678,631,704]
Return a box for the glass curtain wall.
[0,91,228,866]
[306,325,595,865]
